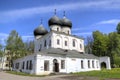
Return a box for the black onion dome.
[34,25,48,36]
[61,17,72,28]
[48,15,62,26]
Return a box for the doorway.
[53,59,59,72]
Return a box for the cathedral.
[13,11,111,75]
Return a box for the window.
[6,64,8,67]
[57,28,59,31]
[57,39,60,45]
[80,44,82,49]
[39,44,42,51]
[68,31,69,34]
[92,61,94,68]
[22,61,25,69]
[15,63,19,69]
[88,60,90,68]
[29,60,32,70]
[65,41,67,46]
[96,61,98,68]
[7,57,9,61]
[81,60,84,69]
[44,40,47,47]
[73,40,75,47]
[49,40,51,47]
[26,61,29,70]
[61,60,65,69]
[44,60,49,71]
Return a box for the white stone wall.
[50,25,61,31]
[66,58,100,73]
[61,27,71,34]
[52,32,84,52]
[34,31,84,53]
[13,54,36,74]
[99,57,111,70]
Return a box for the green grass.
[74,68,120,79]
[6,71,46,77]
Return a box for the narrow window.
[44,60,49,71]
[92,61,94,68]
[57,27,59,31]
[39,44,42,51]
[44,40,46,47]
[57,39,60,45]
[88,60,90,68]
[65,41,67,46]
[68,31,69,34]
[73,40,75,47]
[61,60,65,69]
[29,60,32,70]
[49,40,51,47]
[80,44,82,49]
[22,61,25,69]
[26,61,29,69]
[81,60,84,69]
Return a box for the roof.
[36,48,99,59]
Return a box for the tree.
[24,40,34,55]
[0,44,3,57]
[116,22,120,34]
[85,36,93,54]
[92,31,108,56]
[6,30,25,69]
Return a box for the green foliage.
[24,40,34,55]
[6,30,25,59]
[92,31,108,56]
[0,44,3,57]
[85,36,93,54]
[74,68,120,79]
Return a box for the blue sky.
[0,0,120,45]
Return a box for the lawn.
[74,68,120,79]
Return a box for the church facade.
[13,12,111,75]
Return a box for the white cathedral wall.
[34,32,53,53]
[13,54,36,74]
[50,25,61,31]
[66,58,100,73]
[34,31,84,53]
[61,27,71,34]
[52,32,84,52]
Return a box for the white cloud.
[1,0,120,23]
[0,32,34,45]
[95,19,120,25]
[73,32,92,36]
[22,35,34,41]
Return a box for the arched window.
[80,44,82,49]
[57,28,59,31]
[65,41,67,46]
[68,30,69,34]
[57,39,60,45]
[73,40,75,47]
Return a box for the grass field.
[74,68,120,79]
[6,68,120,79]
